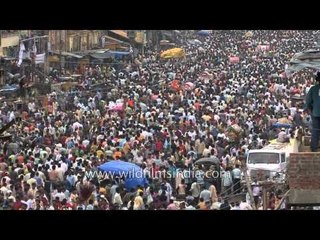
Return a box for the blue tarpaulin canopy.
[108,51,131,58]
[89,51,130,59]
[98,160,148,190]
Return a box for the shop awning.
[107,30,130,43]
[86,50,130,59]
[104,35,130,46]
[62,52,83,58]
[90,52,112,59]
[109,30,128,39]
[73,49,109,56]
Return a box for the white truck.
[246,138,300,182]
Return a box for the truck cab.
[246,138,299,181]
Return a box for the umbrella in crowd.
[160,48,186,59]
[184,82,195,91]
[197,30,210,36]
[98,161,148,190]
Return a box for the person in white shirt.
[199,189,211,203]
[113,187,123,208]
[86,199,94,210]
[37,166,46,182]
[127,195,135,209]
[163,179,172,199]
[277,128,290,143]
[231,202,241,210]
[56,163,65,182]
[185,204,196,210]
[202,145,211,157]
[26,196,36,210]
[0,183,8,200]
[60,161,68,173]
[231,164,241,194]
[54,189,66,202]
[252,181,261,209]
[240,200,253,210]
[190,181,201,200]
[134,153,144,165]
[188,130,197,141]
[110,181,118,199]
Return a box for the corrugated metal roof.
[90,52,112,59]
[48,50,83,58]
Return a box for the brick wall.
[288,153,320,189]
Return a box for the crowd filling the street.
[0,30,319,210]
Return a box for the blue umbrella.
[98,161,148,190]
[124,176,149,190]
[197,30,210,36]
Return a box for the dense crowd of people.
[0,30,317,210]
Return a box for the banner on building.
[17,42,26,67]
[35,53,45,64]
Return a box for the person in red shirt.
[53,197,62,210]
[155,138,163,153]
[150,162,160,179]
[12,195,23,210]
[162,129,169,139]
[61,198,73,210]
[178,141,187,156]
[194,100,201,111]
[17,154,24,164]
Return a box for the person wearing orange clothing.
[113,148,122,160]
[171,80,180,91]
[197,198,208,210]
[127,98,134,108]
[17,154,25,164]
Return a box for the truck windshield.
[247,152,280,164]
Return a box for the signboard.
[135,32,144,44]
[1,35,19,48]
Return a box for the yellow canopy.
[160,48,185,59]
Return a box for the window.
[247,152,280,164]
[281,153,286,163]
